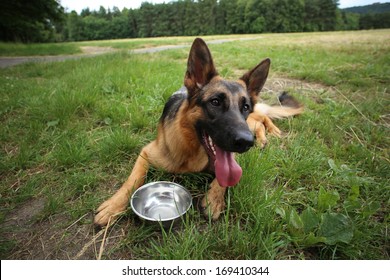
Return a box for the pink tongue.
[214,145,242,187]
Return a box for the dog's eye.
[210,98,221,107]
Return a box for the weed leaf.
[348,185,360,201]
[328,159,338,172]
[288,208,304,230]
[301,207,320,233]
[318,212,354,245]
[304,232,327,246]
[103,117,112,125]
[344,185,361,212]
[275,207,286,219]
[362,201,381,218]
[46,119,60,128]
[102,81,117,94]
[318,186,340,212]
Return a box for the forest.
[1,0,390,42]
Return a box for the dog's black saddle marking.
[160,86,188,123]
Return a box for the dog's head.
[184,38,270,187]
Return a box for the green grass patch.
[0,42,81,56]
[0,30,389,259]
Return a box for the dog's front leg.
[94,144,152,227]
[201,178,227,220]
[247,113,281,148]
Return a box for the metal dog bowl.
[130,181,192,225]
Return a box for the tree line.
[1,0,389,43]
[61,0,356,41]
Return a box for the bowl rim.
[130,181,192,222]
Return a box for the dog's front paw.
[257,138,268,149]
[94,191,128,227]
[201,194,226,221]
[267,124,281,138]
[253,122,268,148]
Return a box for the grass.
[0,42,81,56]
[0,30,389,259]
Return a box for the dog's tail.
[254,91,303,119]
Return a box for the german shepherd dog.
[94,38,302,226]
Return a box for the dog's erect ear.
[184,38,218,92]
[240,58,271,104]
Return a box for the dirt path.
[0,37,261,68]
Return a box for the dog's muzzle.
[232,130,254,153]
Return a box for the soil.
[1,195,134,259]
[79,46,116,54]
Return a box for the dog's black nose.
[233,130,254,153]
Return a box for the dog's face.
[184,38,270,187]
[194,78,254,154]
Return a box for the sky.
[60,0,389,13]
